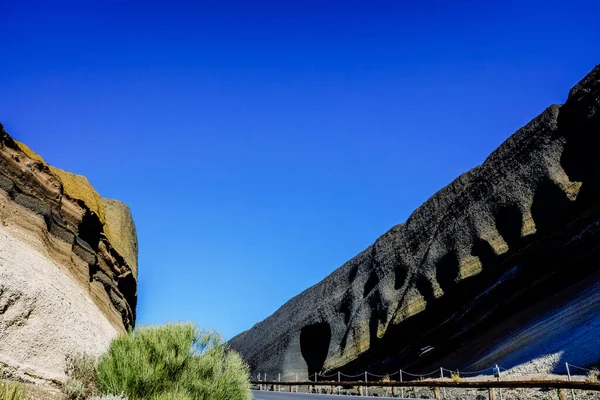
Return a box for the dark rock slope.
[229,65,600,379]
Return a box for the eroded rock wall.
[0,127,138,382]
[229,65,600,379]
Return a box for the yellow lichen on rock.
[458,255,483,280]
[14,140,45,163]
[103,198,138,277]
[15,140,106,222]
[392,290,427,325]
[50,167,106,221]
[13,140,137,277]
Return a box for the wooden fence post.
[566,363,577,400]
[489,388,496,400]
[400,370,404,399]
[559,388,567,400]
[434,387,441,400]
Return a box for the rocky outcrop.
[0,127,138,382]
[229,65,600,379]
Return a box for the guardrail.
[252,362,598,398]
[251,379,600,399]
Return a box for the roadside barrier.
[252,362,599,399]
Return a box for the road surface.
[252,390,407,399]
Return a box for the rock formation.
[0,126,138,383]
[229,65,600,379]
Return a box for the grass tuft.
[0,367,24,400]
[63,353,99,399]
[587,367,600,382]
[451,371,461,383]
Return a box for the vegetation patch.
[96,323,251,400]
[63,353,99,400]
[0,367,24,400]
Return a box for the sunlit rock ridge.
[229,65,600,379]
[0,126,138,383]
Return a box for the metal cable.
[568,364,595,373]
[340,372,364,378]
[366,372,392,378]
[318,372,338,378]
[399,370,425,377]
[455,368,496,376]
[401,369,440,378]
[268,363,574,382]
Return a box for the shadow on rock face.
[300,322,331,377]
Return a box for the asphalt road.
[252,390,407,399]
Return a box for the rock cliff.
[0,126,138,382]
[229,65,600,379]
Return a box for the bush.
[587,367,600,382]
[97,323,251,400]
[63,353,99,399]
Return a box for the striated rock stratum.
[0,126,137,383]
[230,65,600,379]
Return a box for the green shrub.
[63,353,99,399]
[97,323,251,400]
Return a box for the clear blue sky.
[1,1,599,339]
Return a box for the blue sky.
[1,0,599,339]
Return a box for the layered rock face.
[229,65,600,379]
[0,127,138,382]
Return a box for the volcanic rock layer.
[0,126,138,382]
[229,65,600,379]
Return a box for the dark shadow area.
[394,264,408,290]
[348,265,358,283]
[494,205,523,249]
[363,272,379,298]
[366,290,389,349]
[471,237,499,271]
[557,70,600,185]
[117,273,137,325]
[78,211,103,251]
[300,322,331,377]
[435,251,460,293]
[415,274,435,303]
[339,291,353,325]
[531,179,572,234]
